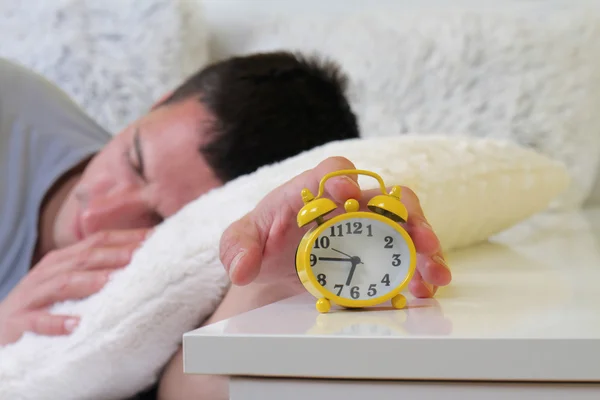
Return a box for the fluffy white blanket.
[0,135,569,400]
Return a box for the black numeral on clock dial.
[392,254,401,266]
[381,274,391,286]
[327,223,374,237]
[334,284,343,296]
[314,236,330,249]
[331,283,380,298]
[368,284,377,296]
[317,274,327,286]
[384,236,394,248]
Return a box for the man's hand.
[0,228,150,346]
[220,157,451,299]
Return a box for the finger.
[33,243,139,285]
[48,229,152,263]
[384,186,451,287]
[68,244,140,271]
[27,270,113,309]
[409,267,438,298]
[357,184,451,287]
[75,228,152,250]
[406,218,441,256]
[394,186,432,231]
[220,216,264,286]
[400,188,444,257]
[220,156,359,285]
[31,229,151,283]
[356,185,434,242]
[416,251,451,288]
[21,312,80,337]
[415,248,452,287]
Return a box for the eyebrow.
[133,128,147,181]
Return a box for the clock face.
[309,216,412,301]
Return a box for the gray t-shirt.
[0,58,111,301]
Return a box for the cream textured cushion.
[0,135,569,400]
[230,4,600,210]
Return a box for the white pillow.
[0,0,209,134]
[0,135,568,400]
[233,4,600,210]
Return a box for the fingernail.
[422,281,435,296]
[432,255,450,271]
[420,219,433,230]
[64,318,79,333]
[342,176,360,189]
[229,250,246,279]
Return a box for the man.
[0,51,362,343]
[0,51,451,398]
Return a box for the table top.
[183,207,600,382]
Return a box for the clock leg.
[391,294,407,309]
[316,298,331,313]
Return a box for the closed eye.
[132,128,147,182]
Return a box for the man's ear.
[151,91,174,110]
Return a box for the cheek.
[82,159,120,186]
[79,151,139,200]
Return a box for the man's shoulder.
[0,58,73,107]
[0,56,110,200]
[0,57,111,145]
[0,59,111,300]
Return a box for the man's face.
[53,98,222,249]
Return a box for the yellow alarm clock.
[295,169,417,313]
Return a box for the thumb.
[220,156,361,286]
[219,214,264,286]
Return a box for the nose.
[80,188,156,236]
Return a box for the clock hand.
[332,248,354,258]
[346,259,358,286]
[345,256,364,286]
[318,257,353,262]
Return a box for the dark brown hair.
[162,51,360,182]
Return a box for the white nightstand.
[183,208,600,399]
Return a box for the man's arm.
[157,156,452,400]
